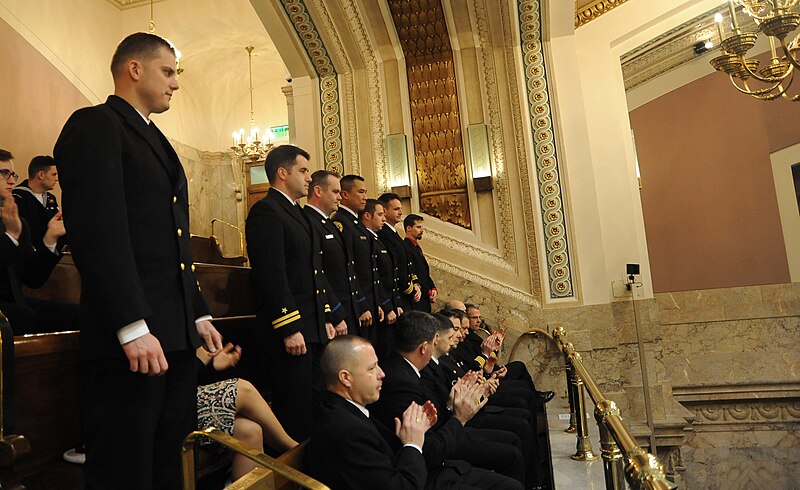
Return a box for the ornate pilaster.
[516,0,574,298]
[279,0,345,174]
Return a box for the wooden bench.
[2,246,273,488]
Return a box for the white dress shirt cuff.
[117,319,149,344]
[403,444,423,454]
[45,242,57,254]
[195,315,213,324]
[5,232,18,246]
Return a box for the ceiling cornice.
[103,0,166,11]
[575,0,631,28]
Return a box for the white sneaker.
[63,448,85,464]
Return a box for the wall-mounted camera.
[626,263,640,290]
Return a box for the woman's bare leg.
[230,417,263,481]
[235,379,298,451]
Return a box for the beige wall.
[629,71,791,292]
[0,16,91,198]
[1,0,288,154]
[0,15,241,251]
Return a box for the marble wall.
[171,138,247,259]
[433,263,800,488]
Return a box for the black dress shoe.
[534,390,555,403]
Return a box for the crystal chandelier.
[231,46,274,161]
[711,0,800,100]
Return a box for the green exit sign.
[270,125,289,139]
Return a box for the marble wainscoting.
[658,283,800,489]
[432,263,692,485]
[170,139,246,258]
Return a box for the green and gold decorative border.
[518,0,574,298]
[280,0,344,174]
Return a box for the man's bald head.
[321,335,372,389]
[447,299,466,312]
[321,335,385,405]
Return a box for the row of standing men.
[245,144,438,441]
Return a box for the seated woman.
[197,343,298,482]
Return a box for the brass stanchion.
[569,353,598,461]
[564,348,577,433]
[595,400,625,490]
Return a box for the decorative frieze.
[517,0,574,298]
[279,0,344,174]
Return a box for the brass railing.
[181,428,329,490]
[210,218,245,258]
[508,326,676,490]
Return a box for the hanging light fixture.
[147,0,183,75]
[231,46,274,162]
[710,0,800,101]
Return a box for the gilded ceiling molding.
[339,0,388,191]
[307,0,360,174]
[517,0,574,298]
[575,0,631,28]
[470,0,517,265]
[429,257,540,306]
[279,0,345,174]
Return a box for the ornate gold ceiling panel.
[575,0,632,28]
[386,0,471,229]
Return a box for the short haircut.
[340,174,365,193]
[438,308,466,321]
[394,311,437,353]
[432,313,455,333]
[264,145,310,184]
[0,149,13,162]
[378,192,401,206]
[465,303,479,313]
[320,335,371,388]
[110,32,175,78]
[361,198,383,218]
[310,170,340,191]
[28,155,55,178]
[404,213,424,230]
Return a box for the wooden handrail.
[182,429,329,490]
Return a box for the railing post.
[569,353,598,462]
[595,400,626,490]
[564,348,577,433]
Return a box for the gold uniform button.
[172,196,177,204]
[191,264,196,272]
[180,263,186,271]
[177,228,183,237]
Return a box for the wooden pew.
[190,235,247,267]
[6,249,264,488]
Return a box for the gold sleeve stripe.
[272,310,300,326]
[273,312,301,329]
[474,356,486,368]
[403,283,414,294]
[489,352,498,359]
[324,304,332,313]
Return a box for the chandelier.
[146,0,183,75]
[231,46,274,161]
[710,0,800,100]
